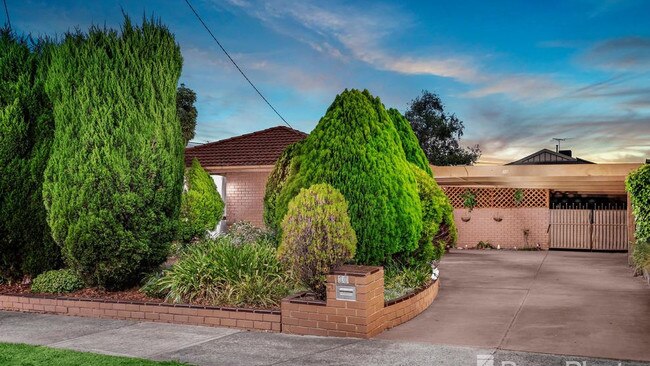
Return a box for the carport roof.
[431,163,642,194]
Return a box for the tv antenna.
[551,137,572,152]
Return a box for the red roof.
[185,126,308,168]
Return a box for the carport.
[432,161,642,254]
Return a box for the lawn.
[0,343,189,366]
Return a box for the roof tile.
[184,126,308,167]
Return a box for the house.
[186,129,642,254]
[185,126,307,227]
[434,148,642,253]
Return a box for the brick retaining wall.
[1,265,439,338]
[0,294,281,332]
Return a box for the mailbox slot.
[335,284,356,301]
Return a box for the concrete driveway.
[378,250,650,362]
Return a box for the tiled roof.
[185,126,308,167]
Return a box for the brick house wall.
[453,207,549,249]
[221,171,270,227]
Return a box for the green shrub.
[144,237,295,308]
[406,163,457,264]
[272,89,422,265]
[278,184,356,298]
[0,31,61,280]
[384,263,431,302]
[263,141,302,238]
[43,17,184,289]
[31,269,84,294]
[179,158,225,242]
[626,164,650,272]
[227,221,274,246]
[388,108,432,176]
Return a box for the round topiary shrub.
[278,183,357,298]
[179,158,225,242]
[31,269,84,294]
[273,89,422,265]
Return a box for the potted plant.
[461,189,476,222]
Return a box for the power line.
[3,0,10,30]
[183,0,293,129]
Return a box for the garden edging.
[0,265,439,338]
[0,293,281,332]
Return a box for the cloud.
[581,36,650,71]
[464,75,567,101]
[219,0,482,83]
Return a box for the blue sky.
[7,0,650,164]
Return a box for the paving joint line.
[494,250,549,352]
[269,338,365,365]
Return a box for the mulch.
[0,283,164,303]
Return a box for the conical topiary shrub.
[275,89,422,265]
[388,108,432,176]
[43,17,184,289]
[178,158,225,242]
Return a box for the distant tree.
[177,83,197,145]
[405,90,480,166]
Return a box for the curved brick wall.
[383,280,439,330]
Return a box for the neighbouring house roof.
[506,149,594,165]
[185,126,308,168]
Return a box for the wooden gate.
[549,206,627,251]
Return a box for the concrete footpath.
[1,311,649,366]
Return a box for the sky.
[7,0,650,164]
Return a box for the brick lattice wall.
[454,207,549,249]
[0,295,281,331]
[223,171,270,227]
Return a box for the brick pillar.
[281,265,384,338]
[326,265,385,338]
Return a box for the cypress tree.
[43,18,184,289]
[0,30,60,280]
[263,140,302,237]
[276,89,422,265]
[388,108,432,176]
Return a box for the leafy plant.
[278,184,356,298]
[263,141,303,238]
[43,17,184,289]
[514,189,525,206]
[143,237,295,308]
[269,89,423,265]
[179,158,224,243]
[31,269,84,294]
[476,241,494,249]
[0,30,61,280]
[462,189,477,212]
[407,163,456,264]
[626,164,650,273]
[177,83,197,145]
[227,221,274,247]
[384,263,431,302]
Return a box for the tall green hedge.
[275,89,422,264]
[626,164,650,271]
[0,30,60,280]
[43,18,184,289]
[388,108,432,176]
[179,158,225,242]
